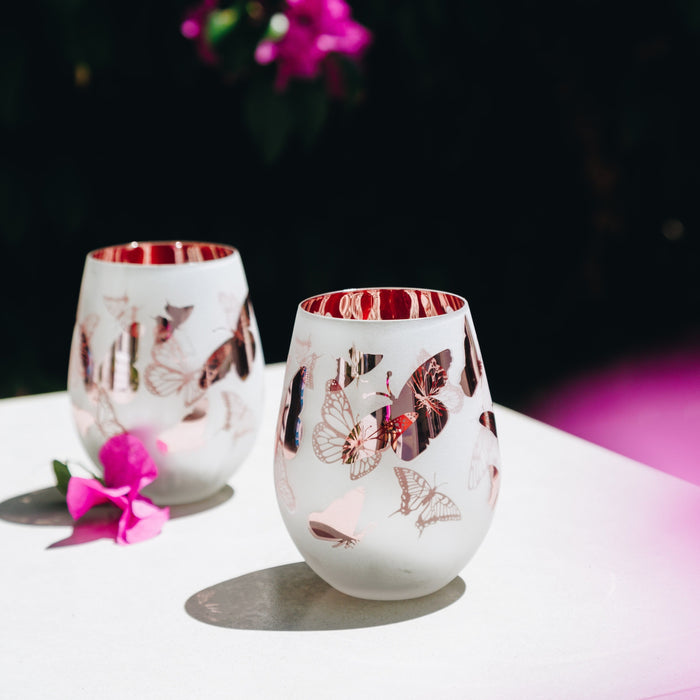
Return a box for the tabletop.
[1,363,699,700]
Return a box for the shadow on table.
[185,562,466,631]
[0,485,233,547]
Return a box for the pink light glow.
[526,339,700,487]
[181,19,201,39]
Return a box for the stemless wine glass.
[273,288,502,600]
[67,241,265,505]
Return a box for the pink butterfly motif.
[145,302,200,403]
[154,303,194,344]
[312,379,418,480]
[460,317,483,397]
[334,344,383,388]
[76,314,99,389]
[100,324,140,395]
[144,296,256,406]
[215,293,257,382]
[99,295,141,395]
[468,411,501,490]
[144,338,206,407]
[371,350,453,461]
[103,295,139,333]
[277,366,307,460]
[274,366,308,513]
[308,487,369,549]
[221,391,254,439]
[94,387,127,439]
[75,306,140,397]
[391,467,461,536]
[488,464,501,509]
[293,336,320,389]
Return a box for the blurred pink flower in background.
[181,0,220,64]
[66,434,170,545]
[255,0,372,91]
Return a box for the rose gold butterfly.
[221,391,254,439]
[103,295,138,332]
[293,336,320,389]
[76,314,99,390]
[94,387,126,439]
[216,293,256,381]
[308,487,369,549]
[154,303,194,344]
[75,310,138,396]
[334,344,383,387]
[99,294,142,394]
[312,379,417,480]
[274,366,308,512]
[144,337,206,407]
[145,297,256,405]
[368,351,453,461]
[391,467,461,536]
[468,410,500,489]
[460,317,483,397]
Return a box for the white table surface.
[1,363,699,700]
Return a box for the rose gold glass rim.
[89,241,237,265]
[299,287,466,322]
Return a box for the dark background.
[2,0,699,410]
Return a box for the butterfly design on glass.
[464,411,501,509]
[312,378,418,480]
[293,336,320,389]
[94,387,126,439]
[144,303,204,406]
[468,410,500,490]
[212,292,257,382]
[103,295,138,332]
[274,366,308,512]
[278,366,307,460]
[460,317,482,397]
[221,391,254,439]
[335,344,383,387]
[75,305,140,396]
[155,303,194,344]
[373,350,453,461]
[145,296,256,406]
[308,487,369,549]
[391,467,461,536]
[76,314,99,389]
[488,463,501,509]
[100,295,141,395]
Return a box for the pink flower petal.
[99,433,158,493]
[116,497,170,545]
[66,477,130,520]
[181,0,221,65]
[255,41,278,65]
[258,0,371,92]
[181,19,201,39]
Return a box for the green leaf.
[53,460,72,497]
[206,8,240,46]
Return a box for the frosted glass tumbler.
[274,288,501,600]
[68,241,264,505]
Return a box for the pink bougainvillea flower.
[181,0,220,65]
[66,434,170,545]
[255,0,372,91]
